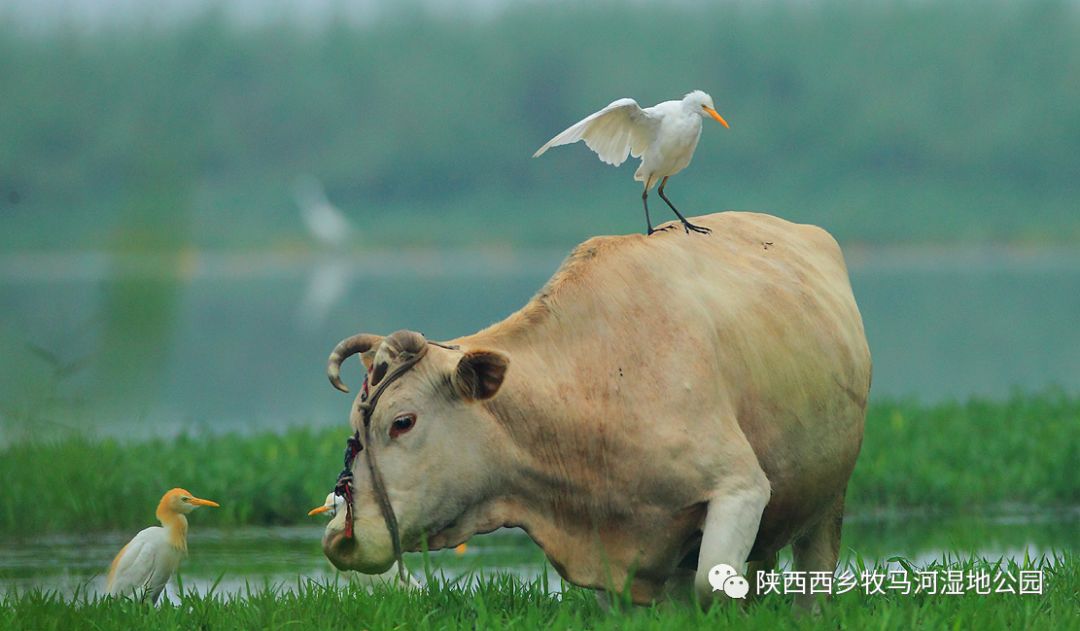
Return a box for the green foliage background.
[1,0,1077,250]
[2,393,1076,535]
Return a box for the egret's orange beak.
[190,497,220,508]
[703,106,730,129]
[308,505,332,516]
[454,543,468,556]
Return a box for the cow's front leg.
[693,466,771,604]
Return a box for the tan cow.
[322,212,871,607]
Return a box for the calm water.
[1,246,1078,438]
[0,511,1075,600]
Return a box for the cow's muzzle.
[322,523,396,574]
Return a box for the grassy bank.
[1,392,1077,536]
[1,556,1075,630]
[848,390,1079,509]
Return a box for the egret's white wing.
[106,527,159,599]
[142,550,178,604]
[106,527,181,603]
[533,98,657,166]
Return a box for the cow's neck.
[465,329,658,598]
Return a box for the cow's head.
[321,329,510,573]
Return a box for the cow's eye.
[390,414,415,438]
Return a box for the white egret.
[307,492,343,518]
[534,90,729,235]
[308,493,424,588]
[106,488,219,603]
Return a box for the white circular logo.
[723,575,750,599]
[708,563,738,591]
[708,563,749,598]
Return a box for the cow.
[321,211,871,607]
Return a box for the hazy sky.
[1,0,779,29]
[0,0,549,29]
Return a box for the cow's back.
[550,211,867,536]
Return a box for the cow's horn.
[327,333,383,393]
[384,330,428,356]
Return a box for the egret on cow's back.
[534,90,730,235]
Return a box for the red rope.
[335,378,367,539]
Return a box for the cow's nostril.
[323,529,360,571]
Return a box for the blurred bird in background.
[293,176,354,331]
[295,175,352,248]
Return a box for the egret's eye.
[390,414,416,438]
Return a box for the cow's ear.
[453,350,509,401]
[361,349,377,374]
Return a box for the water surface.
[2,511,1073,600]
[2,247,1078,438]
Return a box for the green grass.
[849,389,1080,509]
[1,556,1076,630]
[0,391,1077,536]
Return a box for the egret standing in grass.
[308,493,422,588]
[533,90,730,235]
[106,488,219,603]
[307,492,343,518]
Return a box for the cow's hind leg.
[693,465,771,604]
[745,551,777,600]
[791,492,846,613]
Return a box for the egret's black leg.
[644,184,675,236]
[642,189,655,235]
[658,177,711,235]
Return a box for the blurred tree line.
[0,0,1077,250]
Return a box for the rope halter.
[326,330,458,584]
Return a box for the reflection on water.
[1,511,1074,600]
[1,247,1078,438]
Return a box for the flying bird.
[106,488,219,603]
[534,90,729,235]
